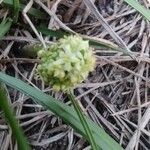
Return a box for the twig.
[0,58,41,64]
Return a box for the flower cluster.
[37,35,95,92]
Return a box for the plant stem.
[68,90,99,150]
[13,0,20,23]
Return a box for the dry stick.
[96,56,150,87]
[96,55,150,64]
[2,36,40,43]
[91,91,134,137]
[83,0,132,54]
[2,36,53,43]
[125,106,150,150]
[77,88,120,139]
[30,132,67,146]
[0,58,41,64]
[34,0,75,34]
[126,61,146,149]
[22,0,46,48]
[134,77,141,150]
[97,56,149,147]
[77,78,124,88]
[121,116,150,137]
[48,0,62,29]
[126,33,150,150]
[134,57,147,149]
[112,101,150,116]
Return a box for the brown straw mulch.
[0,0,150,149]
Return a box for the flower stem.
[68,90,99,150]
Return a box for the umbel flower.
[37,35,96,92]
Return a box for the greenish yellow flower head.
[37,35,96,92]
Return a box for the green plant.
[37,35,95,92]
[0,1,129,148]
[0,18,12,39]
[0,35,124,149]
[68,91,99,150]
[13,0,20,22]
[0,84,31,150]
[37,35,98,149]
[0,72,124,150]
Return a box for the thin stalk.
[13,0,20,23]
[0,84,31,150]
[68,90,99,150]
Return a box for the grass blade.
[0,84,31,150]
[37,26,69,38]
[0,72,124,150]
[0,18,12,39]
[124,0,150,21]
[68,91,99,150]
[13,0,20,23]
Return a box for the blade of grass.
[37,26,69,38]
[3,0,47,19]
[0,18,12,39]
[124,0,150,21]
[0,72,124,150]
[13,0,20,23]
[68,91,99,150]
[0,84,31,150]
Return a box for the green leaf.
[13,0,20,23]
[124,0,150,21]
[0,84,31,150]
[0,72,124,150]
[37,26,69,38]
[0,18,12,39]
